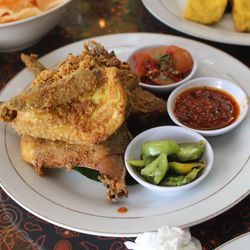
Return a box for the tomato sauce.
[173,86,240,130]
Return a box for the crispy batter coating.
[20,124,131,201]
[1,41,167,201]
[20,42,166,118]
[21,53,46,76]
[1,42,132,144]
[127,87,167,117]
[14,67,126,144]
[6,68,99,110]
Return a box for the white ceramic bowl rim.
[124,125,214,192]
[0,0,71,28]
[167,77,250,136]
[127,44,197,90]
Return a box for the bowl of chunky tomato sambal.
[127,45,197,93]
[167,77,249,136]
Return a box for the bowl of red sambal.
[127,45,197,93]
[167,77,249,136]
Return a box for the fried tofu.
[232,0,250,32]
[184,0,228,24]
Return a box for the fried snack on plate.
[232,0,250,32]
[20,43,167,119]
[1,41,167,201]
[184,0,228,24]
[0,47,127,144]
[0,0,65,24]
[20,124,131,201]
[21,54,46,76]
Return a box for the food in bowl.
[0,0,66,24]
[125,126,214,192]
[129,45,194,86]
[173,86,240,130]
[0,0,71,52]
[127,139,206,187]
[167,77,249,136]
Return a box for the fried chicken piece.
[6,41,167,202]
[21,53,46,76]
[0,66,127,144]
[20,42,167,118]
[4,68,99,110]
[98,155,128,201]
[20,124,131,201]
[20,124,131,174]
[127,87,166,117]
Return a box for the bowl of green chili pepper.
[124,126,214,193]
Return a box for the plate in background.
[142,0,250,46]
[215,232,250,250]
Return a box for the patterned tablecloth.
[0,1,250,249]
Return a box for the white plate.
[142,0,250,46]
[0,33,250,237]
[215,232,250,250]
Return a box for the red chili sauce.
[117,206,128,213]
[173,86,240,130]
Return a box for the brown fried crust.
[20,124,131,201]
[8,68,99,110]
[2,41,167,202]
[20,43,166,118]
[20,124,131,174]
[1,67,127,144]
[21,53,46,76]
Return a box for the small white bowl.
[0,0,72,52]
[124,126,214,193]
[167,77,249,137]
[127,45,197,93]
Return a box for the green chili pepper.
[142,155,156,166]
[141,153,168,184]
[141,140,180,157]
[176,140,206,162]
[127,156,158,168]
[127,159,145,167]
[169,161,205,174]
[161,168,202,187]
